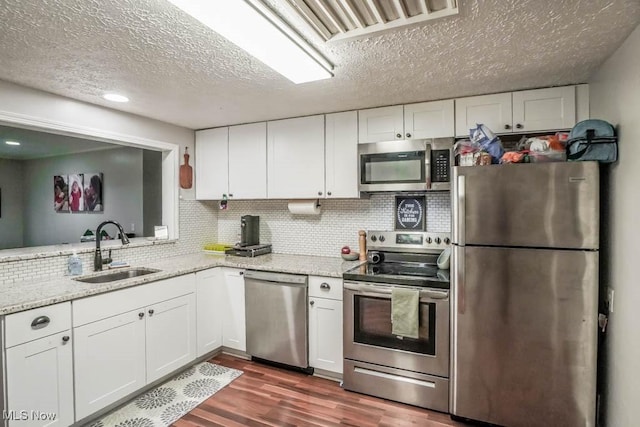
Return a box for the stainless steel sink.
[74,268,161,284]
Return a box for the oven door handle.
[344,282,448,301]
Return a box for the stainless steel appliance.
[451,162,599,427]
[225,243,272,257]
[244,270,309,369]
[358,138,454,193]
[343,231,451,412]
[240,215,260,246]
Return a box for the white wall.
[0,159,24,249]
[588,24,640,426]
[22,146,145,246]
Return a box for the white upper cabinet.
[358,105,404,143]
[404,100,455,139]
[228,122,267,199]
[512,86,576,132]
[195,127,229,200]
[456,86,582,137]
[455,93,513,137]
[325,111,359,199]
[359,102,455,143]
[267,115,325,199]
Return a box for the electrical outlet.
[607,287,615,313]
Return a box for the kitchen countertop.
[0,252,364,315]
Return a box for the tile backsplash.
[0,194,451,284]
[217,193,451,258]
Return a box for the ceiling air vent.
[284,0,458,41]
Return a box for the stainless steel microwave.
[358,138,454,192]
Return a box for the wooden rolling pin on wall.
[358,230,367,261]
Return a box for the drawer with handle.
[4,302,71,348]
[309,276,343,300]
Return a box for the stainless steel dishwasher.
[244,270,309,369]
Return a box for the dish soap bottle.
[68,250,83,276]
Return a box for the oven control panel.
[368,231,451,251]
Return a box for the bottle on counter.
[68,250,83,276]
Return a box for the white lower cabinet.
[308,276,343,375]
[196,268,224,357]
[3,302,74,427]
[74,310,146,420]
[5,331,74,427]
[222,268,246,352]
[145,294,196,383]
[72,275,197,421]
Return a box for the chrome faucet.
[95,220,130,271]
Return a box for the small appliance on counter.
[240,215,260,247]
[226,215,271,257]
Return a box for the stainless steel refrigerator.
[450,162,599,427]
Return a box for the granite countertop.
[0,253,364,315]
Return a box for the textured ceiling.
[0,0,638,130]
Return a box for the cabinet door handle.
[516,123,523,129]
[504,124,511,130]
[31,316,50,330]
[239,271,244,276]
[406,133,412,138]
[148,309,155,315]
[327,191,332,196]
[138,312,145,319]
[318,191,323,196]
[320,283,331,290]
[310,300,315,306]
[229,194,233,197]
[396,133,402,138]
[62,335,70,343]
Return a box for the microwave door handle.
[425,144,432,190]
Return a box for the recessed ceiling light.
[5,140,21,146]
[103,93,130,103]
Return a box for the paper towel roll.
[288,200,321,215]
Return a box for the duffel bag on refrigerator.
[566,119,617,163]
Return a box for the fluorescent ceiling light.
[5,140,20,146]
[103,93,130,103]
[166,0,333,84]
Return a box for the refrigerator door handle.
[453,175,465,245]
[454,246,465,315]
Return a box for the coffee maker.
[240,215,260,247]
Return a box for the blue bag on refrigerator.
[566,119,617,163]
[469,124,504,164]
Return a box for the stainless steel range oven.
[342,231,451,412]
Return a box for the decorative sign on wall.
[54,173,103,212]
[395,195,426,231]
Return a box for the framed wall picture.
[53,175,69,212]
[83,173,103,212]
[395,195,426,231]
[68,174,84,213]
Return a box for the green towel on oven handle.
[391,287,419,339]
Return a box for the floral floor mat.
[89,362,243,427]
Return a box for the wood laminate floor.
[172,353,466,427]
